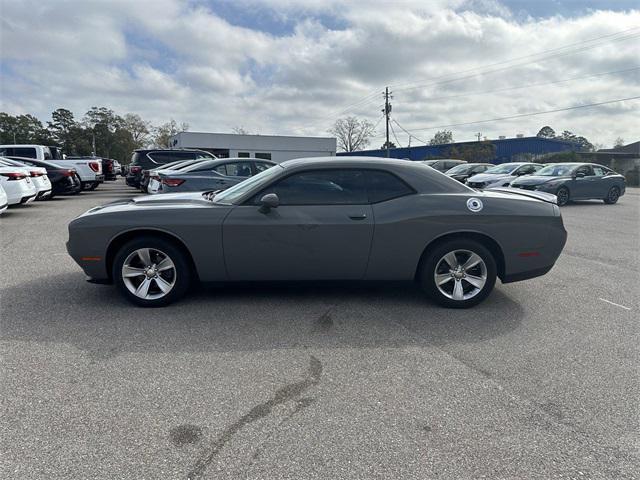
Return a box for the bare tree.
[152,119,189,148]
[614,137,625,148]
[123,113,151,148]
[428,130,453,145]
[329,116,376,152]
[232,126,249,135]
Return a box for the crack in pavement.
[186,355,323,479]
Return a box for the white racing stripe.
[598,298,632,311]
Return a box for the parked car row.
[123,148,277,195]
[0,144,125,214]
[439,161,626,206]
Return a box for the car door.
[571,165,595,198]
[591,165,612,198]
[222,169,374,281]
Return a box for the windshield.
[536,164,576,176]
[446,164,472,174]
[485,163,520,174]
[213,164,284,204]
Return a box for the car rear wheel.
[556,186,570,206]
[113,236,191,307]
[603,186,620,204]
[420,239,497,308]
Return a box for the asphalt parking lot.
[1,180,638,479]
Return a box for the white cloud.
[0,0,638,147]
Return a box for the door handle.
[348,214,367,220]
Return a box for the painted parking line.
[598,298,632,311]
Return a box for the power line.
[391,119,429,145]
[400,96,640,133]
[398,66,640,103]
[389,119,401,148]
[390,27,640,93]
[293,26,640,133]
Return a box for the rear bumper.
[126,175,141,187]
[36,189,52,199]
[501,214,567,284]
[21,193,37,204]
[502,264,555,283]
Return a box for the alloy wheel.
[608,187,619,203]
[121,248,176,300]
[434,249,487,301]
[556,187,569,206]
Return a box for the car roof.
[281,156,417,168]
[277,156,471,194]
[134,148,212,153]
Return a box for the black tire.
[71,175,82,194]
[87,182,99,191]
[603,186,620,204]
[420,239,497,309]
[112,236,192,307]
[556,186,570,206]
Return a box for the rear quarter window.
[366,170,415,203]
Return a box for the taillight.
[30,171,43,177]
[162,178,185,187]
[1,172,27,181]
[89,161,100,172]
[130,166,142,174]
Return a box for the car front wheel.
[603,186,620,204]
[113,236,191,307]
[420,239,497,308]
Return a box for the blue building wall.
[337,137,578,164]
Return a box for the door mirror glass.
[259,193,279,213]
[575,172,585,178]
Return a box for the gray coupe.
[67,157,567,308]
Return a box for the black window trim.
[242,167,416,207]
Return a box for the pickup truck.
[0,145,104,190]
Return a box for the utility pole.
[382,87,392,157]
[476,132,482,142]
[91,130,96,157]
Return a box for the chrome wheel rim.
[434,249,487,301]
[122,248,176,300]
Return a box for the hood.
[79,191,221,217]
[511,175,567,186]
[467,173,511,182]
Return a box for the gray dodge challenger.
[67,157,567,308]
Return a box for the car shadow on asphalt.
[0,273,524,360]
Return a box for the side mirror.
[574,172,585,179]
[259,193,279,213]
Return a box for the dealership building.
[169,132,336,162]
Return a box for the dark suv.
[126,149,215,189]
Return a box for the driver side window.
[576,165,594,177]
[254,169,368,205]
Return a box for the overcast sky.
[1,0,638,148]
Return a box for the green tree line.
[0,108,189,163]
